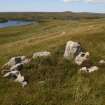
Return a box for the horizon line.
[0,11,105,14]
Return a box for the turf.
[0,17,105,105]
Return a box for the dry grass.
[0,18,105,105]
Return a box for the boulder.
[74,52,90,66]
[2,56,26,68]
[3,70,27,87]
[64,41,84,60]
[33,51,51,59]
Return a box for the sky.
[0,0,105,13]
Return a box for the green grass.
[0,18,105,105]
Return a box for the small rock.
[99,60,105,64]
[80,66,99,73]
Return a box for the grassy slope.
[0,18,105,105]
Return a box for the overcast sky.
[0,0,105,13]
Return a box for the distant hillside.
[0,12,105,22]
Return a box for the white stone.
[3,70,27,87]
[80,66,99,73]
[22,59,31,64]
[3,56,26,67]
[33,51,51,59]
[99,60,105,64]
[64,41,81,60]
[88,66,99,73]
[75,52,90,65]
[3,70,19,78]
[80,67,87,72]
[15,72,24,82]
[21,81,28,87]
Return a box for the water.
[0,20,33,28]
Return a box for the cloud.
[87,0,105,3]
[63,0,80,3]
[63,0,105,3]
